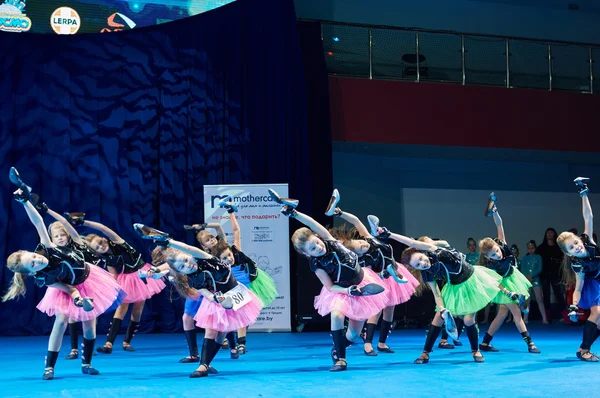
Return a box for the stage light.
[332,37,340,42]
[327,51,333,56]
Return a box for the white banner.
[203,183,291,332]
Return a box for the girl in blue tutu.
[557,177,600,362]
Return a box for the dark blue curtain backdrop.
[0,0,333,335]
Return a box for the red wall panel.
[329,77,600,152]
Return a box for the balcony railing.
[308,19,600,94]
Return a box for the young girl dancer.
[212,198,278,355]
[31,194,106,360]
[134,224,263,377]
[3,169,125,380]
[270,189,388,372]
[369,216,501,363]
[71,216,166,353]
[557,177,600,362]
[478,193,540,354]
[520,240,548,324]
[326,196,418,356]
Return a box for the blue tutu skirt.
[579,279,600,309]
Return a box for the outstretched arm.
[336,209,371,238]
[83,221,124,244]
[167,239,212,259]
[387,232,438,252]
[572,272,585,307]
[492,210,506,243]
[21,200,53,248]
[314,269,350,294]
[428,281,445,310]
[230,214,241,249]
[291,208,334,241]
[206,223,226,240]
[47,209,82,244]
[583,195,594,239]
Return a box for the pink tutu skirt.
[37,264,127,322]
[382,262,420,307]
[193,284,264,332]
[118,263,166,303]
[313,267,388,320]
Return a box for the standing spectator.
[465,238,479,265]
[521,241,548,324]
[536,228,565,321]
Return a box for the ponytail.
[2,273,27,302]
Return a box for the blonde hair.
[213,240,232,258]
[329,224,360,249]
[2,251,29,301]
[164,250,203,298]
[84,234,105,254]
[196,230,215,252]
[557,231,577,285]
[48,222,70,241]
[477,237,497,267]
[399,247,428,296]
[291,227,318,257]
[151,246,175,266]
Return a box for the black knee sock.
[123,321,139,344]
[200,338,217,366]
[69,323,79,350]
[379,320,392,345]
[45,351,59,368]
[455,317,465,338]
[520,331,532,345]
[226,332,237,348]
[331,329,347,360]
[440,328,449,340]
[364,323,377,344]
[580,321,597,350]
[210,340,222,362]
[184,329,198,357]
[423,325,443,353]
[237,335,246,345]
[482,332,493,345]
[81,338,95,365]
[106,318,123,344]
[466,324,479,351]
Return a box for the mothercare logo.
[210,194,274,208]
[0,0,31,33]
[51,7,80,35]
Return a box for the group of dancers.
[2,168,277,379]
[4,167,600,380]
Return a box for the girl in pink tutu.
[2,170,125,380]
[271,190,388,372]
[68,215,166,354]
[29,194,107,360]
[133,224,264,378]
[328,201,419,356]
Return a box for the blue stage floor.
[0,322,595,398]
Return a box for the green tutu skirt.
[249,268,278,307]
[492,268,532,304]
[441,266,502,316]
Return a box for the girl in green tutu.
[478,193,541,354]
[370,218,502,363]
[212,197,278,354]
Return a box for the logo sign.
[0,0,31,33]
[50,7,80,35]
